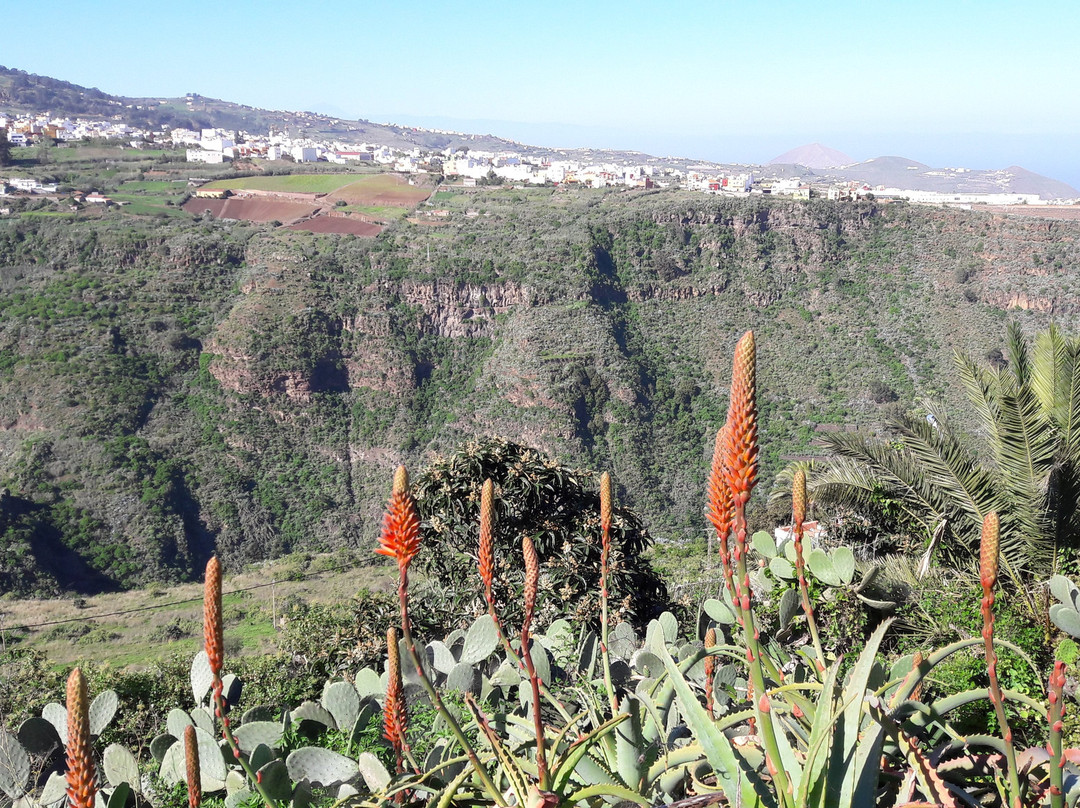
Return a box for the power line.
[1,562,364,634]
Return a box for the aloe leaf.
[615,697,644,789]
[797,660,841,808]
[565,783,651,806]
[834,619,891,807]
[659,644,772,806]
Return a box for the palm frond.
[1059,341,1080,463]
[1006,320,1031,388]
[1032,325,1067,419]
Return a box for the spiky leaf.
[808,549,841,586]
[779,588,800,629]
[702,598,736,625]
[446,662,482,694]
[770,556,795,580]
[291,702,335,729]
[353,668,382,700]
[426,640,457,675]
[166,708,193,740]
[149,734,174,764]
[39,771,67,807]
[831,547,856,585]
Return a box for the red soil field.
[286,217,384,236]
[182,197,318,222]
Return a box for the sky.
[5,0,1079,189]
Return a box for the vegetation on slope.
[0,188,1078,595]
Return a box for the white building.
[186,148,227,164]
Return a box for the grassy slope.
[0,187,1078,599]
[1,554,393,669]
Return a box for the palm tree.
[804,323,1080,593]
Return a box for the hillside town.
[1,109,1076,209]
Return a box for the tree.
[806,323,1080,592]
[0,129,10,167]
[410,437,669,631]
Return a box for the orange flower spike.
[522,534,539,634]
[980,511,1000,593]
[203,557,223,678]
[376,466,421,574]
[65,668,96,808]
[600,472,613,533]
[383,627,407,769]
[478,479,496,604]
[706,426,734,538]
[184,725,202,808]
[792,469,807,527]
[723,331,758,506]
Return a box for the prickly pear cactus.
[285,747,359,788]
[0,728,30,800]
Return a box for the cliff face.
[0,193,1078,594]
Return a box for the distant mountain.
[820,157,1079,199]
[768,143,854,169]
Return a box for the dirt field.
[287,216,384,236]
[183,197,319,222]
[325,174,432,207]
[981,205,1080,220]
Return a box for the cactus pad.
[321,682,360,731]
[190,651,213,705]
[0,728,29,800]
[233,721,284,753]
[89,690,119,736]
[103,743,140,790]
[356,752,390,792]
[459,614,498,665]
[41,703,67,745]
[285,747,359,788]
[16,717,61,756]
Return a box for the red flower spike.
[376,466,421,574]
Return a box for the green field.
[204,174,362,194]
[341,204,410,220]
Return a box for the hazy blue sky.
[5,0,1079,188]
